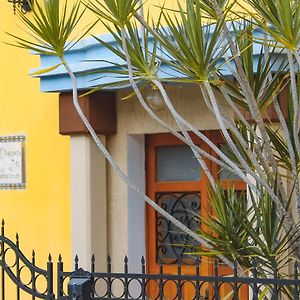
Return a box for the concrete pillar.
[70,134,107,271]
[127,134,146,272]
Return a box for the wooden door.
[146,132,248,299]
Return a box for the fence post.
[75,255,79,271]
[214,258,220,300]
[91,255,95,298]
[124,256,129,300]
[294,261,299,300]
[32,250,36,300]
[68,268,93,300]
[141,256,146,300]
[16,234,20,300]
[233,261,238,300]
[272,260,279,300]
[159,259,164,300]
[195,258,200,300]
[57,255,63,300]
[107,256,112,299]
[47,254,54,300]
[177,258,182,300]
[1,220,5,300]
[252,258,258,300]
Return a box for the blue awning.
[32,25,285,93]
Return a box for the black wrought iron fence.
[0,220,54,299]
[1,220,300,300]
[57,255,300,300]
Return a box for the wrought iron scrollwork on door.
[155,192,201,265]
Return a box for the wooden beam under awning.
[59,91,117,136]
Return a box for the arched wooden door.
[146,132,248,299]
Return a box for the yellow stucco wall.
[0,1,71,266]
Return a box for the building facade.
[1,3,288,295]
[35,9,260,277]
[0,0,71,266]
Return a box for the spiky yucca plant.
[8,1,300,292]
[84,0,300,276]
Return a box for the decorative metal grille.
[1,222,300,300]
[156,192,201,264]
[0,220,54,299]
[57,255,300,300]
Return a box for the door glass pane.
[156,192,200,265]
[219,168,240,179]
[218,144,240,179]
[156,146,201,181]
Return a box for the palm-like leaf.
[7,0,88,59]
[199,0,236,20]
[195,188,254,268]
[243,0,300,50]
[218,22,287,111]
[195,186,299,273]
[85,0,141,27]
[266,88,300,173]
[84,17,160,90]
[154,0,227,83]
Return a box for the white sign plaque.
[0,135,26,190]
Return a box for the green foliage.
[198,0,234,20]
[88,0,234,84]
[84,19,160,94]
[154,0,227,82]
[244,0,300,50]
[195,186,299,274]
[217,22,287,111]
[7,0,89,58]
[85,0,141,27]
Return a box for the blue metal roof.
[32,26,283,93]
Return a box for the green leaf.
[30,63,62,75]
[9,0,88,59]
